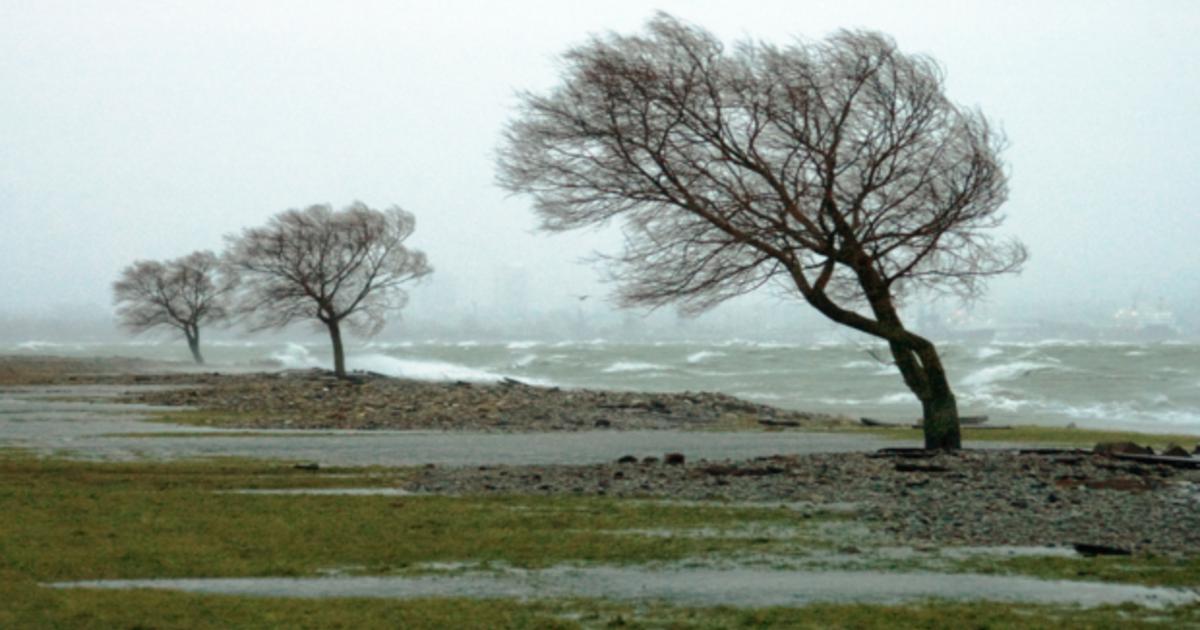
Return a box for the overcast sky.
[2,0,1198,328]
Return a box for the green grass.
[956,554,1200,588]
[4,583,1200,630]
[5,450,1200,627]
[0,451,819,582]
[844,424,1200,448]
[148,408,280,427]
[100,431,358,438]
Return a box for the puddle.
[226,488,415,496]
[49,565,1198,608]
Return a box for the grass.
[100,430,358,438]
[0,451,820,583]
[147,408,281,428]
[5,583,1200,629]
[842,424,1200,449]
[956,554,1200,589]
[5,449,1200,627]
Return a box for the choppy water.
[6,337,1200,433]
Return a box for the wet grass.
[844,424,1200,448]
[5,450,1200,626]
[0,451,821,584]
[100,430,358,438]
[956,554,1200,588]
[4,582,1200,630]
[146,408,282,428]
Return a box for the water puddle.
[50,565,1198,608]
[226,488,414,496]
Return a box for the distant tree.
[224,202,431,378]
[497,14,1026,449]
[112,250,229,364]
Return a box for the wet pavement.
[50,565,1199,608]
[0,384,914,466]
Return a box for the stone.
[664,452,686,466]
[617,455,638,464]
[1162,444,1191,458]
[1093,441,1154,456]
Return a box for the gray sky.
[2,0,1198,328]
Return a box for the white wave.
[686,350,725,364]
[975,346,1003,360]
[454,340,480,348]
[960,361,1058,388]
[814,397,871,406]
[1124,350,1148,357]
[877,392,913,405]
[840,360,878,370]
[270,343,324,369]
[351,354,551,385]
[505,340,541,350]
[510,353,538,368]
[15,340,82,351]
[602,361,666,373]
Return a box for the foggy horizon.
[4,1,1199,341]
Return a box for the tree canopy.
[498,14,1025,448]
[223,202,431,377]
[112,250,228,364]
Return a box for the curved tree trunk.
[185,327,204,365]
[327,319,347,378]
[888,334,961,450]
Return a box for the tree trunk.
[185,327,204,365]
[327,319,346,378]
[918,361,961,450]
[888,335,961,450]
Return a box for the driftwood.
[860,415,990,428]
[1073,543,1131,557]
[1111,452,1200,469]
[758,419,802,428]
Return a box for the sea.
[5,337,1199,434]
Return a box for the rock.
[664,452,686,466]
[616,455,638,464]
[1072,542,1131,557]
[293,462,320,471]
[594,419,612,428]
[1084,477,1153,492]
[1162,444,1190,458]
[895,463,949,473]
[1094,441,1154,456]
[641,457,660,465]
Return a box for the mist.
[3,0,1199,343]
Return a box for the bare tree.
[224,202,431,378]
[113,250,229,364]
[497,14,1026,449]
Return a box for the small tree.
[497,15,1026,449]
[113,250,229,364]
[224,202,431,378]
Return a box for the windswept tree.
[224,202,431,378]
[498,14,1026,449]
[112,250,230,364]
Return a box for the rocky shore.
[99,368,846,432]
[406,448,1200,556]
